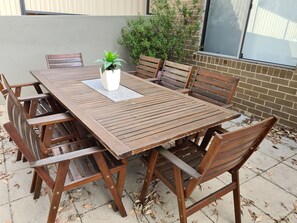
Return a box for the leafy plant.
[118,0,201,64]
[96,51,125,72]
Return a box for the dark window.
[201,0,297,66]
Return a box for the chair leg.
[22,156,27,162]
[33,175,43,199]
[173,165,187,223]
[139,150,159,203]
[117,158,128,196]
[200,127,217,149]
[93,152,127,217]
[30,171,37,193]
[47,97,61,113]
[232,171,241,223]
[47,161,69,223]
[194,131,202,144]
[16,150,22,161]
[112,158,128,212]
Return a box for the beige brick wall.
[180,0,296,129]
[190,53,297,129]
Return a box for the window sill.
[193,51,296,70]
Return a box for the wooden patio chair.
[3,92,127,223]
[0,73,62,118]
[140,116,277,223]
[1,73,79,160]
[128,55,162,79]
[189,68,239,108]
[0,76,43,98]
[151,60,193,91]
[45,53,84,69]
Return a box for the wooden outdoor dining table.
[30,65,240,160]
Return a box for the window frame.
[199,0,296,68]
[19,0,85,16]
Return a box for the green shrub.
[95,51,125,72]
[118,0,201,64]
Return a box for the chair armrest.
[146,78,159,82]
[27,113,74,127]
[200,125,229,149]
[175,88,190,94]
[18,93,51,102]
[127,71,137,75]
[30,146,104,168]
[156,147,201,179]
[10,81,41,88]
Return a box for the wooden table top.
[31,66,240,159]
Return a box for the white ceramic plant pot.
[100,68,121,91]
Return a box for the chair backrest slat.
[6,93,42,161]
[46,53,84,69]
[159,60,193,89]
[159,74,187,89]
[1,73,42,161]
[190,68,239,106]
[135,55,162,79]
[0,73,12,99]
[198,116,277,183]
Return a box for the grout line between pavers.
[2,142,14,223]
[200,209,215,223]
[257,148,296,163]
[282,161,297,171]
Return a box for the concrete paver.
[201,193,275,223]
[258,138,296,161]
[81,195,149,223]
[245,150,279,173]
[8,167,34,202]
[11,191,72,223]
[143,181,195,223]
[0,181,9,206]
[191,178,226,201]
[123,158,147,195]
[240,176,296,219]
[4,151,29,172]
[262,163,297,197]
[0,204,11,223]
[217,166,257,185]
[71,181,117,214]
[11,195,49,223]
[284,154,297,171]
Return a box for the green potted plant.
[96,51,125,91]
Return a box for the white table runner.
[82,78,143,102]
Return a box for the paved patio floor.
[0,106,296,223]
